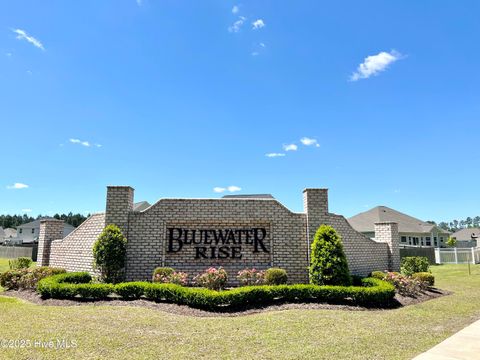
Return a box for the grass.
[0,258,10,272]
[0,264,480,359]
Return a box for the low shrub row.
[152,266,289,289]
[370,270,435,296]
[0,267,66,290]
[37,272,395,309]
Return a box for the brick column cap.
[374,222,399,226]
[40,219,64,224]
[303,188,328,192]
[107,185,135,190]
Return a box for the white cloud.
[21,208,32,213]
[252,19,265,30]
[6,52,12,57]
[300,137,320,147]
[228,16,246,33]
[265,153,285,158]
[227,186,241,192]
[7,183,29,190]
[251,51,259,57]
[95,144,102,148]
[259,42,266,48]
[69,138,92,147]
[283,144,298,152]
[12,29,45,51]
[136,0,143,5]
[350,50,401,81]
[213,186,242,193]
[232,5,239,14]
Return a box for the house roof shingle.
[451,228,480,241]
[348,206,450,234]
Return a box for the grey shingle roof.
[133,201,151,212]
[17,218,75,230]
[222,194,274,199]
[348,206,450,234]
[451,228,480,241]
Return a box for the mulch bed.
[1,288,451,318]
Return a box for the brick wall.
[43,186,400,283]
[37,219,64,266]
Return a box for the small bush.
[265,268,288,285]
[115,282,150,300]
[152,268,188,286]
[9,257,33,270]
[93,224,127,284]
[309,225,352,286]
[412,272,435,287]
[370,271,386,280]
[194,267,228,290]
[152,267,174,281]
[383,272,422,297]
[237,269,265,286]
[401,257,430,276]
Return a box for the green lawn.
[1,264,480,360]
[0,258,10,273]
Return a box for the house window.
[440,237,444,242]
[19,229,22,234]
[31,228,35,234]
[401,236,407,243]
[426,237,431,246]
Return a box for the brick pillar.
[303,188,329,259]
[105,186,134,236]
[37,219,64,266]
[374,222,400,271]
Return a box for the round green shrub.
[401,257,430,276]
[412,272,435,287]
[93,224,127,284]
[264,268,288,285]
[370,271,386,280]
[9,257,33,270]
[309,225,352,286]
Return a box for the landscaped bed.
[0,264,477,360]
[35,272,396,310]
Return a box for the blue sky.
[1,1,479,222]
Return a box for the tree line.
[0,212,89,229]
[428,217,480,232]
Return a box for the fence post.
[454,247,458,264]
[472,248,476,264]
[434,248,440,264]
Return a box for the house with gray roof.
[451,228,479,248]
[6,219,75,246]
[348,206,450,248]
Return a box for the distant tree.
[438,222,450,231]
[446,237,457,248]
[0,213,88,229]
[426,221,436,225]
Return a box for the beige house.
[348,206,450,248]
[451,228,479,248]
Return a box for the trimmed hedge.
[37,272,395,310]
[264,268,288,285]
[36,272,112,300]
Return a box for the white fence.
[0,246,33,259]
[434,247,480,264]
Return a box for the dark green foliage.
[37,272,395,310]
[93,225,127,284]
[75,283,115,300]
[0,267,66,290]
[115,282,150,300]
[401,257,430,276]
[309,225,352,286]
[9,257,32,270]
[370,271,386,280]
[412,272,435,287]
[37,272,112,299]
[0,213,88,229]
[264,268,288,285]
